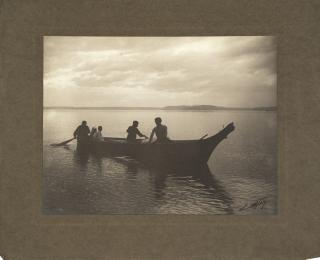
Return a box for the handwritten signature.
[239,198,267,211]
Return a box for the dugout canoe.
[77,122,235,165]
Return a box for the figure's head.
[133,120,139,127]
[155,117,162,125]
[81,120,87,126]
[98,126,102,131]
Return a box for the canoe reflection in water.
[142,162,233,214]
[71,148,234,214]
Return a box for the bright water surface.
[43,109,277,215]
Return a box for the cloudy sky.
[44,36,276,108]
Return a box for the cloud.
[44,36,276,107]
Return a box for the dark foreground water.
[43,109,277,215]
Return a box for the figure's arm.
[73,126,79,138]
[149,129,155,143]
[164,126,168,137]
[137,129,147,138]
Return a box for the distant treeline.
[163,105,276,111]
[44,105,276,111]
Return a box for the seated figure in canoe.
[126,120,148,142]
[149,117,171,143]
[90,127,97,138]
[93,126,104,142]
[73,120,90,144]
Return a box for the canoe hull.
[89,140,206,165]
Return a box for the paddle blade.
[50,138,75,147]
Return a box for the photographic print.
[43,36,277,215]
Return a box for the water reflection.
[89,154,103,175]
[74,147,90,168]
[112,157,233,214]
[152,164,233,214]
[47,146,235,214]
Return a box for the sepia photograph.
[43,36,277,215]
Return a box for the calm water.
[43,109,277,215]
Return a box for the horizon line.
[43,105,277,110]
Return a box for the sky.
[44,36,276,108]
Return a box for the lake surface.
[43,109,277,215]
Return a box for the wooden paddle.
[50,137,75,147]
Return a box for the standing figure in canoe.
[149,117,171,143]
[73,120,90,144]
[126,120,148,142]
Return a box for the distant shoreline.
[44,105,276,111]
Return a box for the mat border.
[1,1,319,259]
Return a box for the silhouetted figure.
[127,121,147,142]
[93,126,104,141]
[73,120,90,144]
[149,117,170,143]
